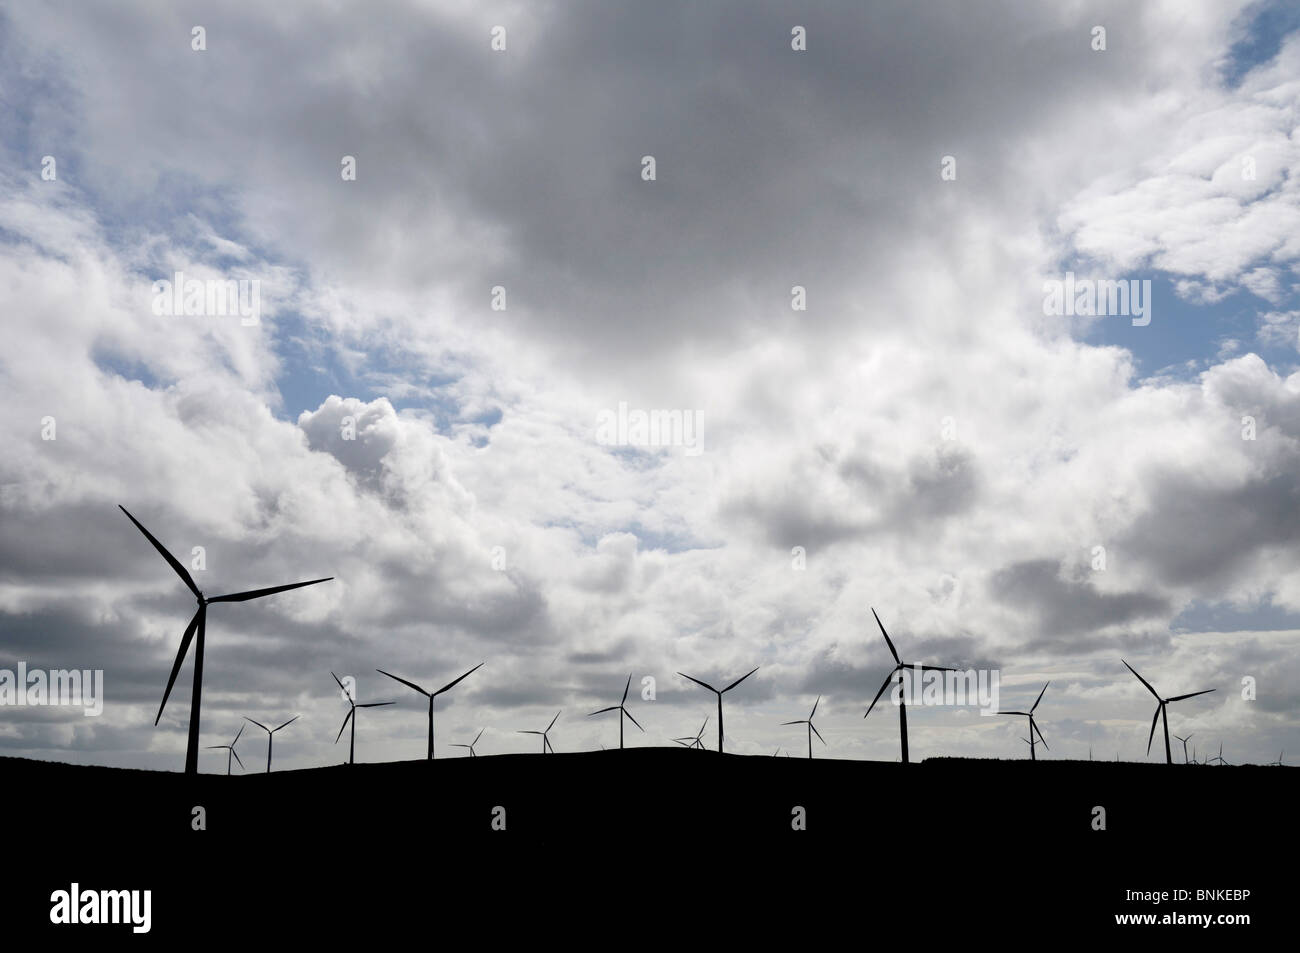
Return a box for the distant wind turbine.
[998,682,1050,760]
[781,695,827,759]
[119,505,333,775]
[332,672,393,765]
[1270,750,1284,766]
[243,715,299,773]
[376,662,484,759]
[677,667,759,753]
[452,728,485,758]
[206,724,245,776]
[1122,660,1215,765]
[1173,733,1193,765]
[672,716,709,750]
[519,711,560,753]
[1207,742,1229,766]
[863,609,954,763]
[587,675,645,749]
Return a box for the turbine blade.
[358,702,394,708]
[231,748,244,770]
[1031,681,1050,713]
[331,671,352,702]
[1166,689,1215,702]
[588,706,620,716]
[624,710,644,731]
[1032,719,1048,750]
[207,577,333,603]
[998,711,1030,716]
[677,672,718,693]
[519,730,541,735]
[232,723,244,745]
[810,723,826,745]
[473,727,484,744]
[434,661,484,696]
[155,608,201,724]
[810,695,820,718]
[244,717,269,732]
[864,672,895,718]
[780,720,806,726]
[1146,705,1160,756]
[622,674,631,705]
[274,715,300,732]
[376,668,429,697]
[335,708,354,743]
[118,505,202,599]
[722,666,759,693]
[547,711,561,731]
[1123,659,1160,699]
[871,608,901,665]
[918,664,956,672]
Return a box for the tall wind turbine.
[206,724,245,776]
[1173,733,1193,765]
[452,728,485,758]
[243,715,299,773]
[677,667,759,753]
[332,672,393,765]
[672,716,709,750]
[376,662,484,759]
[998,681,1050,761]
[587,675,644,749]
[1122,660,1215,765]
[519,711,560,753]
[119,505,332,775]
[781,695,826,759]
[863,609,954,763]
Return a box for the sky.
[1,0,1298,771]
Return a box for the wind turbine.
[376,662,484,759]
[206,724,245,776]
[780,695,826,759]
[519,711,560,753]
[243,715,299,773]
[863,609,954,763]
[1270,750,1284,766]
[451,728,485,758]
[1207,742,1229,766]
[672,716,709,750]
[332,672,393,765]
[998,681,1050,760]
[587,675,645,749]
[119,505,332,775]
[1122,660,1215,765]
[677,667,759,753]
[1173,733,1193,765]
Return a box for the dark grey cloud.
[991,558,1171,640]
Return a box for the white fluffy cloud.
[1,0,1297,770]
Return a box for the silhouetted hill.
[6,751,1289,936]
